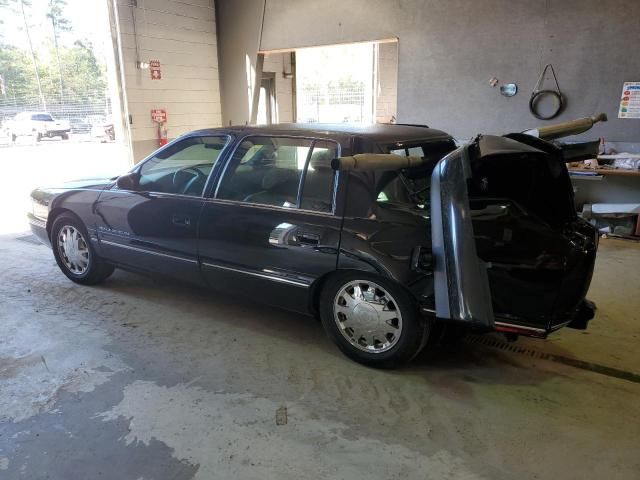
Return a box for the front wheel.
[51,213,115,285]
[61,132,70,140]
[319,272,430,368]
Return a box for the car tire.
[11,133,17,142]
[319,272,430,368]
[51,213,115,285]
[33,131,41,142]
[61,133,70,140]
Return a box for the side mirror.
[116,172,140,190]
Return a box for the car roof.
[188,123,452,144]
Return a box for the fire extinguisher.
[158,122,168,146]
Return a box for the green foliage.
[0,0,108,103]
[0,43,37,98]
[58,40,107,100]
[0,40,107,102]
[47,0,71,32]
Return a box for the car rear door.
[197,135,343,313]
[94,135,231,283]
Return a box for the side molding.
[430,144,495,328]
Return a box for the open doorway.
[0,0,129,234]
[259,39,398,125]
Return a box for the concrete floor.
[1,233,639,479]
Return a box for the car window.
[378,145,428,207]
[32,114,53,121]
[300,141,337,212]
[137,136,228,196]
[217,136,337,212]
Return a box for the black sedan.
[29,123,598,367]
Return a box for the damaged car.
[28,116,605,367]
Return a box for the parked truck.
[7,112,71,142]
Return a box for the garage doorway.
[259,39,398,125]
[257,73,277,125]
[295,40,398,124]
[0,0,129,234]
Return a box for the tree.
[58,40,107,101]
[0,43,38,100]
[0,0,8,41]
[47,0,71,103]
[12,0,47,109]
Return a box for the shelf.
[569,168,640,178]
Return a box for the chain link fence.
[0,92,113,134]
[297,83,369,124]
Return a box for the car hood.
[40,177,116,191]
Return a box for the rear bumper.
[28,213,51,247]
[493,298,596,338]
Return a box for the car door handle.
[298,233,320,246]
[172,214,192,227]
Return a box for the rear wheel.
[51,213,114,285]
[319,272,429,368]
[32,131,41,142]
[61,132,70,140]
[11,133,16,142]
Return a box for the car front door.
[94,135,231,283]
[198,135,343,313]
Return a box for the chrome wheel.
[57,225,90,275]
[333,280,403,353]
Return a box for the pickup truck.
[7,112,71,141]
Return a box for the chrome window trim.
[213,133,341,215]
[201,261,310,287]
[200,197,336,217]
[100,240,198,264]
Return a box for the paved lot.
[0,137,130,234]
[1,227,639,479]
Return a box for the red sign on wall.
[150,59,161,80]
[151,109,167,123]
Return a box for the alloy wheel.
[57,225,90,275]
[333,280,403,353]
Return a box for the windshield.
[32,113,54,121]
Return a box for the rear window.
[32,114,54,121]
[376,145,430,208]
[376,141,455,209]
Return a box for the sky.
[0,0,111,61]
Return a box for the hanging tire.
[51,213,115,285]
[319,272,430,368]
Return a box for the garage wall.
[216,0,640,142]
[114,0,222,161]
[375,42,398,124]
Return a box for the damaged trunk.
[431,135,598,335]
